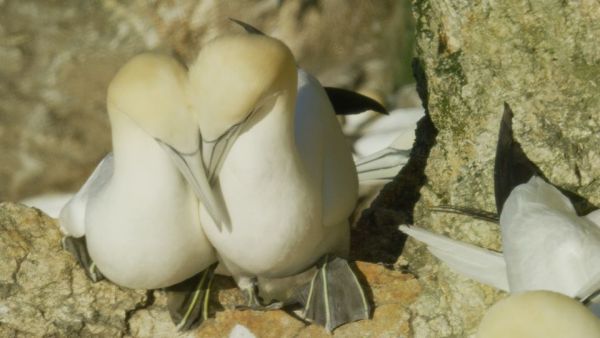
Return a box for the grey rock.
[395,0,600,336]
[0,202,421,337]
[0,202,148,337]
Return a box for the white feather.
[20,192,74,219]
[399,225,509,291]
[58,153,114,237]
[401,177,600,313]
[500,177,600,297]
[351,108,424,184]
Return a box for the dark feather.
[229,18,265,35]
[324,87,388,115]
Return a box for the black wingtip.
[229,18,265,35]
[494,103,543,213]
[324,87,388,116]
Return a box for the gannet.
[59,53,217,330]
[399,104,600,312]
[227,18,402,187]
[181,34,369,331]
[476,291,600,338]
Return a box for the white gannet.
[399,104,600,313]
[59,53,217,330]
[400,176,600,298]
[180,33,369,331]
[476,291,600,338]
[228,18,407,190]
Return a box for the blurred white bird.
[400,104,600,312]
[476,291,600,338]
[182,32,369,331]
[58,53,217,330]
[400,176,600,299]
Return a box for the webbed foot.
[166,262,218,331]
[61,236,104,282]
[296,255,371,332]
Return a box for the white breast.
[84,122,215,289]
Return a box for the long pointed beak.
[202,123,244,184]
[156,140,230,229]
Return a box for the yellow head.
[107,53,197,153]
[188,34,297,140]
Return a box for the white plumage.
[187,34,356,281]
[401,177,600,304]
[58,54,216,289]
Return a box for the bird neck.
[108,110,176,179]
[234,88,304,173]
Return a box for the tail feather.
[356,147,410,183]
[399,225,509,291]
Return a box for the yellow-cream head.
[188,34,297,141]
[107,53,197,153]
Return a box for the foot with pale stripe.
[296,255,371,332]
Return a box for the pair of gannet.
[400,104,600,314]
[59,21,386,332]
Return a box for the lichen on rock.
[0,203,147,336]
[400,0,600,336]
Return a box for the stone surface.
[0,202,420,337]
[0,202,147,337]
[0,0,413,202]
[393,0,600,337]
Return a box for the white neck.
[108,111,180,187]
[216,89,320,221]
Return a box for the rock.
[0,203,421,336]
[393,0,600,336]
[0,0,413,202]
[0,202,147,336]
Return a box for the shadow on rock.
[351,58,438,265]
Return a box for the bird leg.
[236,276,284,310]
[165,262,218,331]
[61,236,104,282]
[295,254,371,332]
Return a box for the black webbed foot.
[295,255,371,332]
[166,262,218,331]
[61,236,104,282]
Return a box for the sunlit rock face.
[401,0,600,337]
[0,203,148,337]
[0,0,411,202]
